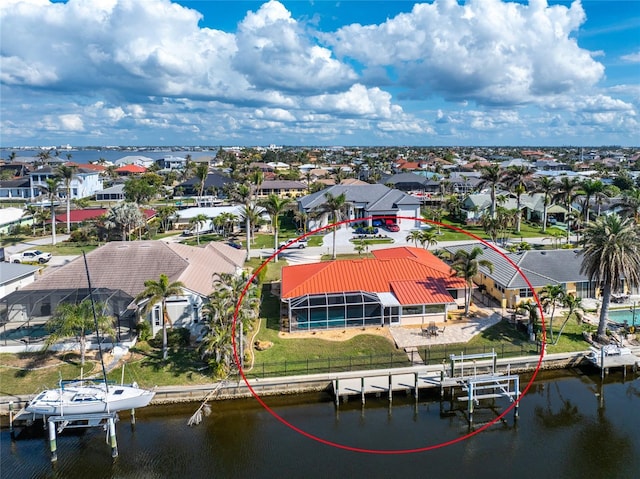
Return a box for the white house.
[29,166,104,201]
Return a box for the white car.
[279,238,307,249]
[9,250,52,264]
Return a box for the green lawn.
[0,353,95,396]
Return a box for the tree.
[41,177,61,245]
[553,176,580,241]
[123,176,159,204]
[477,164,502,219]
[315,192,348,260]
[239,202,263,258]
[135,274,185,361]
[580,214,640,340]
[614,187,640,223]
[516,300,540,341]
[156,204,178,233]
[199,272,260,377]
[406,229,422,247]
[195,162,209,200]
[540,284,566,343]
[503,165,534,233]
[261,194,292,260]
[534,176,557,232]
[553,294,584,345]
[189,213,210,245]
[105,202,145,240]
[579,179,605,224]
[418,229,438,250]
[56,164,77,234]
[451,247,493,316]
[45,299,115,370]
[22,204,39,236]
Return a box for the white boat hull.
[26,382,155,416]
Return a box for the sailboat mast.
[82,251,110,392]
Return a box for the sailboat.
[25,252,155,417]
[26,379,155,416]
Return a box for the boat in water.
[26,380,155,416]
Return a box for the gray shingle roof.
[444,243,590,289]
[299,184,419,212]
[0,263,40,285]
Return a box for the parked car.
[279,238,307,249]
[227,241,243,250]
[383,219,400,232]
[9,250,52,264]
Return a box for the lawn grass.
[33,242,100,255]
[0,352,95,396]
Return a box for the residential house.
[0,178,34,200]
[255,180,307,199]
[29,165,104,201]
[114,155,156,168]
[95,184,126,202]
[0,262,41,300]
[0,241,246,350]
[299,184,422,231]
[0,207,31,234]
[443,243,600,308]
[175,171,233,197]
[280,247,467,331]
[115,164,147,176]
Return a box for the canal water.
[3,369,640,479]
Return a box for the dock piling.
[48,420,57,463]
[108,416,118,458]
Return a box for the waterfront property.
[443,243,600,308]
[280,246,467,332]
[0,241,246,351]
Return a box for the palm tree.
[250,169,264,202]
[503,165,534,233]
[41,177,61,245]
[56,164,77,234]
[199,272,259,375]
[195,162,209,200]
[614,187,640,223]
[315,192,348,260]
[418,229,438,250]
[261,194,292,260]
[451,247,493,316]
[406,230,422,247]
[135,274,185,361]
[189,213,210,245]
[553,176,580,241]
[239,203,263,259]
[580,214,640,340]
[579,179,606,224]
[477,164,502,219]
[45,299,115,371]
[22,204,39,236]
[534,176,557,232]
[553,294,584,345]
[516,300,540,341]
[540,284,566,343]
[105,202,145,241]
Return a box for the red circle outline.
[231,215,545,454]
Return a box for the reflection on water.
[3,369,640,479]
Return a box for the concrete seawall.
[0,350,604,415]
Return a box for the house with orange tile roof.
[115,164,147,175]
[280,247,467,332]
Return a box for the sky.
[0,0,638,147]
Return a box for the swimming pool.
[608,308,639,325]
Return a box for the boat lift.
[46,412,120,462]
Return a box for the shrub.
[135,320,152,342]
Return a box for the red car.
[384,220,400,232]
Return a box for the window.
[520,288,534,298]
[402,305,423,315]
[153,306,161,326]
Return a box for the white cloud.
[59,114,84,131]
[325,0,604,105]
[621,51,640,63]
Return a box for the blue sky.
[1,0,638,147]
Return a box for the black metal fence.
[245,342,540,379]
